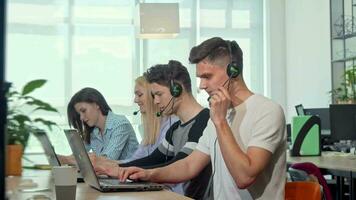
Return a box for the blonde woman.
[123,76,178,162]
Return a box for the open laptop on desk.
[32,130,84,182]
[64,129,164,192]
[33,130,61,166]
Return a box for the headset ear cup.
[226,40,241,79]
[170,81,183,97]
[227,63,240,78]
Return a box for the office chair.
[288,167,310,182]
[285,181,322,200]
[290,162,332,200]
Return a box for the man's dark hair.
[189,37,243,73]
[144,60,192,93]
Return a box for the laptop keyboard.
[99,179,164,191]
[99,179,133,186]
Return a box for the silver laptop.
[33,130,62,166]
[33,130,84,182]
[64,129,164,192]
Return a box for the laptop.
[64,129,164,192]
[33,130,84,182]
[33,130,61,166]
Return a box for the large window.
[6,0,264,155]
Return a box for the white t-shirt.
[197,94,286,200]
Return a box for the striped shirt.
[120,108,211,199]
[85,111,138,160]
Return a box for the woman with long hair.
[123,76,178,162]
[60,87,138,164]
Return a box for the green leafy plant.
[330,68,356,103]
[6,79,58,148]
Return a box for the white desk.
[287,151,356,200]
[6,169,191,200]
[287,151,356,172]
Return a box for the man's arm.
[120,146,169,168]
[209,87,283,189]
[119,150,211,183]
[214,121,272,188]
[142,109,209,169]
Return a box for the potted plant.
[330,68,356,104]
[6,79,58,176]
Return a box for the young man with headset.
[116,37,287,200]
[94,60,211,199]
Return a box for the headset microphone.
[133,110,140,115]
[156,111,162,117]
[156,97,174,117]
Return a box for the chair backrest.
[288,167,310,182]
[285,181,321,200]
[290,162,332,200]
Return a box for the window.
[6,0,264,155]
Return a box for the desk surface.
[6,170,191,200]
[287,151,356,172]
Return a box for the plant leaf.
[33,106,58,113]
[21,79,47,96]
[27,99,58,113]
[7,79,58,147]
[7,91,19,97]
[12,114,32,125]
[33,118,57,131]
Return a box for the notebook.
[64,129,164,192]
[33,130,84,182]
[32,130,61,166]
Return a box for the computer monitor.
[330,104,356,141]
[304,108,330,135]
[295,104,305,116]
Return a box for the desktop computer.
[330,104,356,142]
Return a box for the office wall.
[285,0,331,122]
[264,0,287,111]
[271,0,331,122]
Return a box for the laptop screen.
[33,130,61,166]
[64,129,101,189]
[64,129,165,192]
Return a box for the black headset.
[164,73,182,161]
[226,40,241,79]
[206,41,242,102]
[169,79,182,98]
[155,73,183,117]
